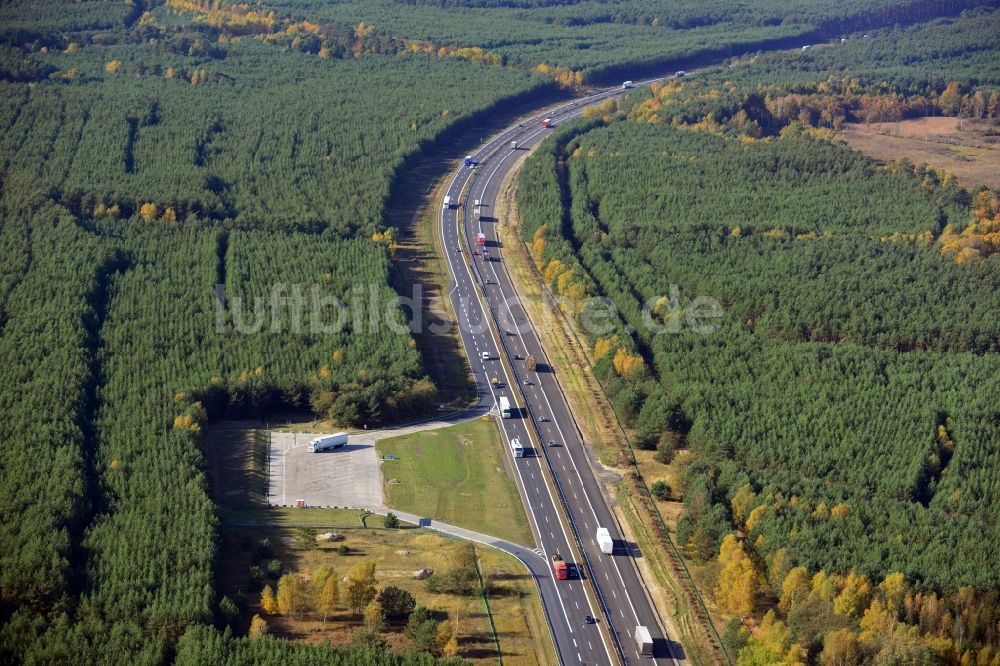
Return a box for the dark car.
[583,614,596,625]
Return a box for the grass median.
[377,418,534,546]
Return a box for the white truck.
[499,396,512,419]
[622,80,635,89]
[510,437,524,458]
[510,140,518,150]
[634,625,653,656]
[596,527,613,554]
[308,432,348,453]
[443,195,452,209]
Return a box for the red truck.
[476,232,487,247]
[551,553,569,580]
[541,118,552,128]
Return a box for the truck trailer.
[634,625,653,656]
[510,437,524,458]
[596,527,614,554]
[551,553,569,580]
[476,232,487,246]
[308,432,348,453]
[443,195,451,209]
[541,118,552,128]
[499,396,512,419]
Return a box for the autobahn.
[438,77,685,665]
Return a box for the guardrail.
[474,545,504,666]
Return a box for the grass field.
[839,117,1000,189]
[376,418,533,546]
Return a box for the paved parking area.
[267,431,383,509]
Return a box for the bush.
[405,606,439,652]
[650,480,671,501]
[721,618,749,658]
[338,544,351,556]
[266,559,283,578]
[378,586,416,619]
[219,595,240,625]
[384,512,400,529]
[295,527,317,550]
[654,438,676,465]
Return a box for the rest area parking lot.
[266,431,382,509]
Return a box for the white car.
[482,351,491,360]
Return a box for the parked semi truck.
[634,625,653,656]
[499,396,512,419]
[596,527,613,554]
[308,432,348,453]
[551,553,569,580]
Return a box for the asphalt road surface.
[439,77,687,665]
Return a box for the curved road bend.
[437,76,685,665]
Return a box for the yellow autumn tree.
[532,225,548,255]
[612,347,644,377]
[248,614,269,637]
[741,610,806,665]
[435,620,453,650]
[594,335,618,360]
[745,505,768,534]
[730,484,756,525]
[276,573,305,616]
[260,584,278,614]
[363,599,386,630]
[878,571,908,611]
[556,268,576,295]
[161,207,177,223]
[139,202,158,221]
[105,60,122,74]
[311,565,338,622]
[819,628,861,666]
[779,566,811,615]
[443,634,459,658]
[859,597,896,642]
[715,535,761,618]
[834,570,871,618]
[830,502,852,520]
[543,258,565,283]
[345,561,378,616]
[811,570,838,603]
